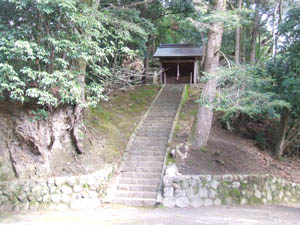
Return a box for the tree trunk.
[144,0,148,9]
[250,0,260,64]
[70,0,101,154]
[143,36,152,84]
[235,0,242,64]
[274,110,290,159]
[193,0,226,149]
[240,27,247,63]
[71,58,86,154]
[272,0,282,59]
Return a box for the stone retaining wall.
[163,174,300,208]
[0,164,115,211]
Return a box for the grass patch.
[83,85,160,163]
[182,84,190,105]
[200,146,207,152]
[173,85,190,136]
[166,152,175,165]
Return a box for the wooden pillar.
[160,62,163,84]
[164,72,167,84]
[153,71,158,84]
[193,60,198,84]
[177,62,180,81]
[193,60,196,84]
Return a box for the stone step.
[131,140,167,145]
[156,99,180,101]
[119,178,161,186]
[126,155,165,161]
[132,140,168,145]
[141,123,172,127]
[122,165,162,173]
[140,123,172,128]
[121,172,161,179]
[133,136,168,142]
[143,117,175,121]
[151,107,177,112]
[157,93,181,96]
[143,118,174,122]
[114,190,157,199]
[137,127,170,133]
[117,184,158,192]
[156,96,181,99]
[131,141,167,147]
[142,122,173,125]
[129,145,166,151]
[153,101,179,103]
[143,121,173,125]
[135,132,170,137]
[145,117,175,122]
[150,109,177,112]
[152,104,179,107]
[155,100,179,102]
[148,109,177,113]
[124,161,164,168]
[111,197,156,207]
[147,112,176,117]
[144,116,175,119]
[160,92,182,94]
[128,150,165,156]
[112,84,184,207]
[151,106,178,109]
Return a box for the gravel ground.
[1,204,300,225]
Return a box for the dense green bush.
[0,0,151,109]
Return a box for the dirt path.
[178,123,274,175]
[1,204,300,225]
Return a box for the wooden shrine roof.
[153,44,203,58]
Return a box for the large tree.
[235,0,243,64]
[271,4,300,158]
[250,0,261,64]
[193,0,227,149]
[198,2,300,159]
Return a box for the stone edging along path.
[162,173,300,208]
[0,164,116,211]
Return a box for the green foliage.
[166,152,176,165]
[266,56,300,117]
[200,65,290,123]
[255,132,268,151]
[182,85,190,105]
[0,0,150,109]
[156,15,202,44]
[279,5,300,51]
[32,109,49,121]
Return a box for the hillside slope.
[173,85,300,183]
[0,85,160,180]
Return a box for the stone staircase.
[111,85,184,207]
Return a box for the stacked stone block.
[0,164,114,211]
[163,174,300,208]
